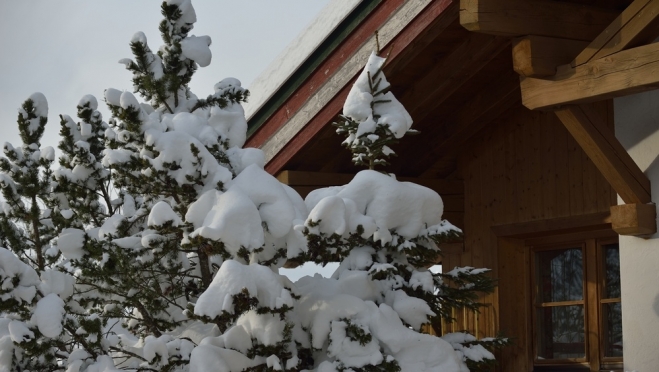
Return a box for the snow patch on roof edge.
[244,0,363,120]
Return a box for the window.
[532,238,622,371]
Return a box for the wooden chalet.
[245,0,659,370]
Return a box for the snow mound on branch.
[78,94,98,110]
[148,201,181,227]
[343,53,412,139]
[57,228,86,260]
[187,165,306,256]
[293,274,465,371]
[181,35,212,67]
[20,92,48,134]
[189,188,264,254]
[104,88,123,107]
[0,248,40,303]
[167,112,219,147]
[194,260,293,318]
[32,293,65,338]
[145,130,232,191]
[166,0,197,29]
[305,170,444,244]
[8,321,33,343]
[232,165,297,239]
[40,269,74,298]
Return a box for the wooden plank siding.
[447,103,616,352]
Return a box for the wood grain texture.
[521,42,659,110]
[572,0,659,67]
[610,203,657,235]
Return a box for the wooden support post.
[554,104,652,205]
[460,0,618,41]
[572,0,659,67]
[512,36,588,78]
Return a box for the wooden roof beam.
[572,0,659,67]
[521,41,659,110]
[459,0,618,41]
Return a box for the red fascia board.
[245,0,405,149]
[256,0,455,175]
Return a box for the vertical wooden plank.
[554,114,572,218]
[498,237,531,372]
[531,112,545,220]
[459,137,478,336]
[541,111,557,219]
[504,117,518,225]
[568,128,585,215]
[516,110,532,222]
[583,149,600,214]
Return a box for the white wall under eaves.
[243,0,363,120]
[613,91,659,372]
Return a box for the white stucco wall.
[614,91,659,372]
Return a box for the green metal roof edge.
[247,0,383,137]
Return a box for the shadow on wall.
[653,293,659,318]
[614,91,659,149]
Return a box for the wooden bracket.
[611,203,657,235]
[554,104,652,205]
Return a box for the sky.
[0,0,331,153]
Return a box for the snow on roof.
[243,0,363,120]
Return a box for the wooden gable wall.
[441,101,617,370]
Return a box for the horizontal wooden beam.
[512,36,588,77]
[555,104,652,204]
[611,203,657,235]
[521,42,659,110]
[491,211,612,238]
[572,0,659,67]
[459,0,618,41]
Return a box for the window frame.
[529,237,623,371]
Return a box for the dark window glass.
[603,302,623,358]
[603,244,621,299]
[537,248,583,303]
[536,305,586,360]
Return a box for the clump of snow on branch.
[335,52,414,169]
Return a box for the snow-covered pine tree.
[0,1,506,371]
[305,52,510,371]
